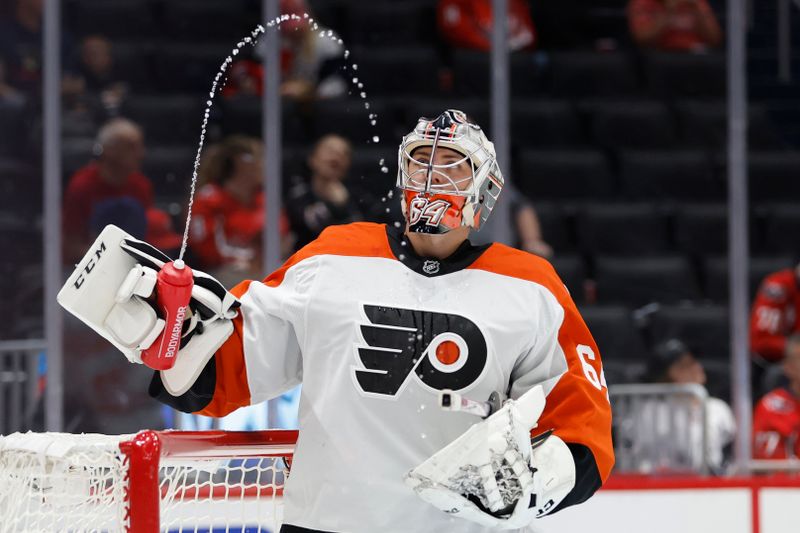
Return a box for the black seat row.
[554,252,793,306]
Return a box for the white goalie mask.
[397,109,504,234]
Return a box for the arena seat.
[762,203,800,253]
[550,255,587,302]
[549,51,640,98]
[649,304,730,360]
[0,103,28,158]
[109,42,156,94]
[576,203,671,255]
[353,46,441,97]
[451,51,550,98]
[582,100,679,149]
[162,0,251,41]
[703,255,795,302]
[0,159,38,217]
[153,43,231,93]
[517,149,614,200]
[531,202,575,252]
[594,255,699,305]
[121,96,203,145]
[348,146,397,197]
[219,98,309,144]
[142,147,197,199]
[67,0,158,39]
[579,305,648,362]
[748,152,800,202]
[311,99,396,145]
[345,1,436,46]
[673,204,730,255]
[618,150,721,201]
[510,100,584,147]
[643,52,726,99]
[675,101,785,150]
[61,137,96,179]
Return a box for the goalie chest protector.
[181,222,612,533]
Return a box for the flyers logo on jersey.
[408,197,451,227]
[354,304,488,397]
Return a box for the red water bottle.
[141,260,194,370]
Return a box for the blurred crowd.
[1,0,799,472]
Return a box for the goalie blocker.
[57,225,240,396]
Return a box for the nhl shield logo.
[422,260,440,275]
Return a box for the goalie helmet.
[397,109,504,234]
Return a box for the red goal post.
[0,429,298,533]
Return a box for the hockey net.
[0,429,297,533]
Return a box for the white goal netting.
[0,430,296,533]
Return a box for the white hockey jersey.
[152,222,614,533]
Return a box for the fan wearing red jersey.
[753,334,800,460]
[60,110,613,533]
[750,264,800,363]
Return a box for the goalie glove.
[57,225,240,396]
[405,385,577,529]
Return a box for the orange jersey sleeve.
[468,244,614,509]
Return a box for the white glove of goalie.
[57,225,240,396]
[405,385,577,529]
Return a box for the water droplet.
[387,190,394,198]
[385,207,390,213]
[352,77,359,83]
[303,12,309,18]
[420,433,427,440]
[380,166,389,173]
[399,254,406,261]
[364,102,370,109]
[232,48,239,55]
[357,83,363,89]
[381,197,386,202]
[400,238,406,244]
[352,64,358,70]
[416,334,423,340]
[372,135,380,143]
[327,30,334,37]
[379,158,385,165]
[344,50,350,59]
[360,92,367,98]
[420,404,426,411]
[394,221,402,228]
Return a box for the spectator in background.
[0,0,75,96]
[437,0,536,52]
[510,187,552,258]
[750,262,800,396]
[286,134,367,250]
[753,334,800,460]
[751,262,800,363]
[190,135,292,287]
[641,339,735,473]
[77,35,128,115]
[62,118,152,263]
[225,0,346,102]
[628,0,722,52]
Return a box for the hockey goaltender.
[60,109,614,532]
